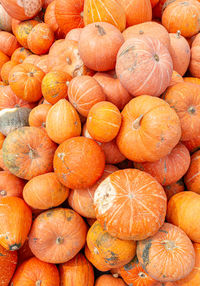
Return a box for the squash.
[0,4,12,32]
[85,244,111,272]
[95,274,126,286]
[29,104,51,129]
[0,31,20,57]
[17,238,34,265]
[11,47,32,64]
[0,171,25,199]
[189,33,200,78]
[184,150,200,194]
[169,71,184,87]
[183,134,200,153]
[0,244,17,286]
[0,51,9,74]
[1,61,17,85]
[0,133,5,149]
[66,28,82,41]
[184,77,200,85]
[164,179,185,201]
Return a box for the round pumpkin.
[0,244,17,286]
[116,96,181,162]
[95,274,126,286]
[85,244,111,272]
[29,208,87,263]
[0,51,9,75]
[2,126,57,180]
[78,22,124,72]
[66,28,82,41]
[53,136,105,189]
[94,169,167,240]
[0,31,20,57]
[137,223,195,282]
[0,4,12,32]
[1,61,17,85]
[11,47,32,64]
[189,33,200,78]
[29,104,51,129]
[184,150,200,194]
[164,179,185,201]
[0,170,25,199]
[169,70,184,87]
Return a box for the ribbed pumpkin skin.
[83,0,126,32]
[0,4,12,32]
[0,171,25,199]
[134,143,191,186]
[0,244,17,286]
[167,191,200,243]
[183,134,200,153]
[0,149,9,171]
[11,257,60,286]
[59,253,94,286]
[2,126,57,180]
[164,179,185,201]
[0,32,20,57]
[0,197,32,251]
[162,0,200,38]
[189,33,200,78]
[94,169,167,241]
[137,223,195,282]
[28,104,51,129]
[29,208,87,264]
[1,61,17,85]
[0,51,9,74]
[11,47,32,64]
[184,77,200,85]
[85,244,111,272]
[116,36,173,97]
[95,274,126,286]
[169,71,183,87]
[184,150,200,194]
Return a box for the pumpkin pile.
[0,0,200,285]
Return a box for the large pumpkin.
[0,244,17,286]
[189,33,200,78]
[137,223,195,282]
[0,31,20,57]
[95,274,126,286]
[29,104,51,129]
[0,171,25,199]
[0,197,32,250]
[2,126,57,180]
[184,150,200,194]
[85,244,111,272]
[116,36,173,97]
[94,169,167,240]
[29,208,87,263]
[116,96,181,162]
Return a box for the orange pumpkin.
[42,71,72,104]
[137,223,195,282]
[164,179,185,201]
[116,96,181,162]
[0,31,20,57]
[116,36,173,97]
[169,71,184,87]
[78,22,124,72]
[11,47,32,64]
[0,51,9,74]
[167,191,200,243]
[85,244,111,272]
[29,208,87,263]
[22,54,40,65]
[134,143,190,186]
[0,244,17,286]
[1,61,17,85]
[0,4,12,32]
[17,238,34,265]
[184,77,200,85]
[83,0,126,32]
[0,197,32,250]
[66,28,82,41]
[189,33,200,78]
[95,274,126,286]
[9,63,45,102]
[162,0,200,38]
[2,126,57,180]
[68,165,118,218]
[0,171,25,199]
[183,134,200,153]
[0,133,5,149]
[94,169,167,240]
[59,253,94,286]
[34,55,49,74]
[11,257,60,286]
[68,75,106,117]
[184,150,200,194]
[29,104,51,129]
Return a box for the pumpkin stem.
[80,11,84,18]
[36,280,42,286]
[176,30,181,38]
[56,236,64,245]
[95,24,106,36]
[28,72,34,77]
[0,190,7,196]
[138,272,147,278]
[188,106,196,115]
[27,144,39,159]
[139,30,144,35]
[66,57,72,65]
[41,122,46,128]
[154,54,159,62]
[161,240,176,251]
[66,81,70,86]
[112,274,119,278]
[133,114,143,129]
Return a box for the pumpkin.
[0,107,31,136]
[93,72,131,110]
[163,82,200,141]
[0,197,32,250]
[169,71,184,87]
[169,31,190,76]
[1,61,17,85]
[87,220,136,268]
[184,77,200,85]
[167,191,200,243]
[27,23,55,55]
[11,47,32,64]
[189,33,200,78]
[183,134,200,153]
[122,21,170,50]
[68,165,118,218]
[0,149,9,171]
[95,274,126,286]
[0,4,12,32]
[162,0,200,38]
[0,51,9,75]
[17,238,34,265]
[55,0,84,35]
[184,150,200,194]
[137,223,195,282]
[164,179,185,201]
[54,136,105,189]
[116,96,181,162]
[23,172,69,209]
[66,28,82,41]
[2,126,57,180]
[78,22,124,72]
[134,143,190,186]
[68,75,106,117]
[83,0,126,32]
[29,104,51,128]
[46,99,81,144]
[0,133,5,149]
[10,257,60,286]
[0,244,17,286]
[42,71,72,105]
[22,54,40,65]
[59,253,94,286]
[9,63,45,102]
[33,55,49,74]
[29,208,87,263]
[94,169,167,240]
[0,0,44,21]
[0,32,20,57]
[116,36,173,97]
[85,244,111,272]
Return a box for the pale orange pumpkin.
[0,31,20,57]
[66,28,82,41]
[190,33,200,78]
[29,104,51,128]
[95,274,126,285]
[169,71,184,87]
[0,4,12,32]
[1,61,17,85]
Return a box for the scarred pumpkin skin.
[189,33,200,78]
[0,244,17,286]
[29,104,51,129]
[95,274,126,286]
[164,179,185,201]
[184,150,200,194]
[29,208,87,264]
[1,61,17,85]
[0,171,25,199]
[137,223,195,282]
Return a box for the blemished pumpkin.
[0,51,9,74]
[83,0,126,32]
[0,31,20,57]
[167,191,200,243]
[78,22,124,72]
[137,223,195,282]
[116,96,181,162]
[169,71,184,87]
[59,253,94,286]
[86,101,121,143]
[0,4,12,32]
[2,126,57,180]
[94,169,167,240]
[0,197,32,251]
[29,208,87,263]
[1,61,17,85]
[11,47,32,64]
[184,150,200,194]
[65,28,82,42]
[164,179,185,201]
[85,244,111,272]
[134,143,191,186]
[10,257,60,286]
[68,75,106,117]
[87,220,136,268]
[53,136,105,189]
[116,36,173,97]
[29,104,51,129]
[0,171,25,199]
[0,244,17,286]
[189,33,200,78]
[95,274,126,286]
[9,63,45,103]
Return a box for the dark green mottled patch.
[159,229,168,234]
[105,251,119,266]
[9,243,21,251]
[142,240,152,267]
[46,210,53,217]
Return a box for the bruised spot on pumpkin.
[159,229,168,234]
[119,46,135,57]
[142,240,152,267]
[46,210,53,217]
[105,251,119,265]
[33,237,38,242]
[9,243,21,251]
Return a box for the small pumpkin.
[184,150,200,194]
[95,274,126,286]
[85,244,111,272]
[189,33,200,78]
[1,61,17,85]
[0,244,17,286]
[29,104,51,129]
[164,179,185,201]
[0,31,20,57]
[0,4,12,32]
[0,171,25,199]
[11,47,32,64]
